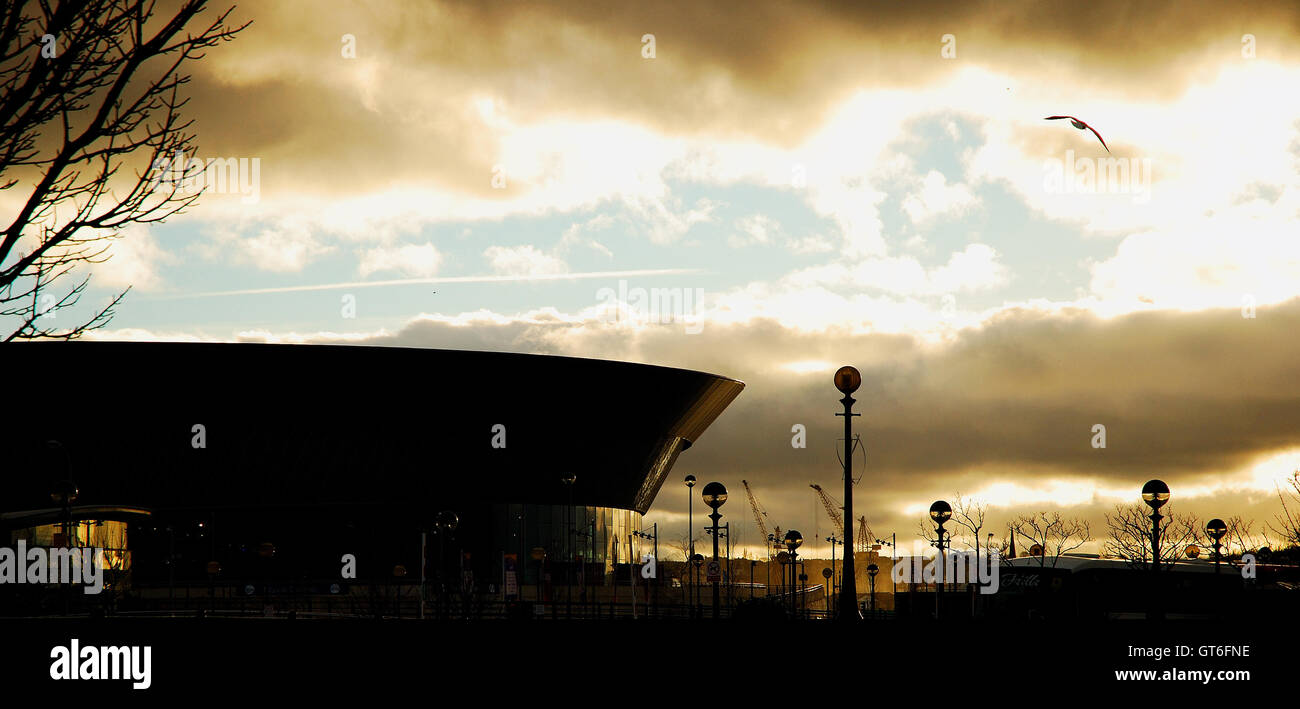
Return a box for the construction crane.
[855,516,875,554]
[742,480,781,554]
[812,484,875,553]
[810,483,843,529]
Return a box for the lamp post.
[930,500,951,619]
[435,511,457,619]
[632,524,658,615]
[561,473,577,617]
[775,551,790,600]
[783,530,803,619]
[720,522,731,606]
[48,445,77,617]
[867,563,879,618]
[833,366,863,621]
[690,553,704,619]
[1141,479,1170,620]
[702,482,728,620]
[46,442,77,577]
[798,566,808,619]
[766,533,776,595]
[875,533,896,595]
[1205,518,1227,575]
[685,475,696,611]
[826,534,841,602]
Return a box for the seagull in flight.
[1044,115,1109,153]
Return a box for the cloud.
[92,227,176,291]
[201,224,332,273]
[728,214,781,247]
[358,242,444,277]
[1087,199,1300,310]
[93,291,1300,552]
[901,170,979,223]
[483,244,568,276]
[779,243,1008,299]
[784,234,835,254]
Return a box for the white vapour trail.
[150,268,705,299]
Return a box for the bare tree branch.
[0,0,247,339]
[1268,470,1300,548]
[1104,503,1199,570]
[1011,511,1092,568]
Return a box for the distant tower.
[1007,524,1016,559]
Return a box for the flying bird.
[1044,115,1109,153]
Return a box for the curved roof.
[1,342,744,515]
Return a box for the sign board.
[706,560,721,583]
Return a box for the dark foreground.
[0,616,1291,695]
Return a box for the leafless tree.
[1,0,247,340]
[667,534,703,562]
[950,493,987,552]
[989,535,1009,565]
[949,493,989,614]
[1104,503,1200,570]
[1223,515,1269,558]
[1268,470,1300,548]
[1011,511,1092,568]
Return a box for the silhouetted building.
[1,342,742,611]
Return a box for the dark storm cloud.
[166,0,1300,198]
[295,297,1300,542]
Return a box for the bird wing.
[1083,123,1110,153]
[1045,116,1110,153]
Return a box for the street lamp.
[867,563,879,617]
[1205,518,1227,575]
[47,442,78,618]
[702,482,727,620]
[833,365,863,621]
[799,567,808,618]
[930,500,951,618]
[561,473,577,616]
[685,475,697,611]
[435,510,457,619]
[690,553,704,619]
[1141,479,1169,620]
[775,550,790,598]
[46,441,77,548]
[825,534,841,604]
[632,525,659,614]
[784,530,803,618]
[766,533,777,594]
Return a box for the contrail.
[150,268,705,300]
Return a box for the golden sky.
[36,0,1300,555]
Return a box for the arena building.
[0,342,743,614]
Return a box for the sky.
[10,0,1300,558]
